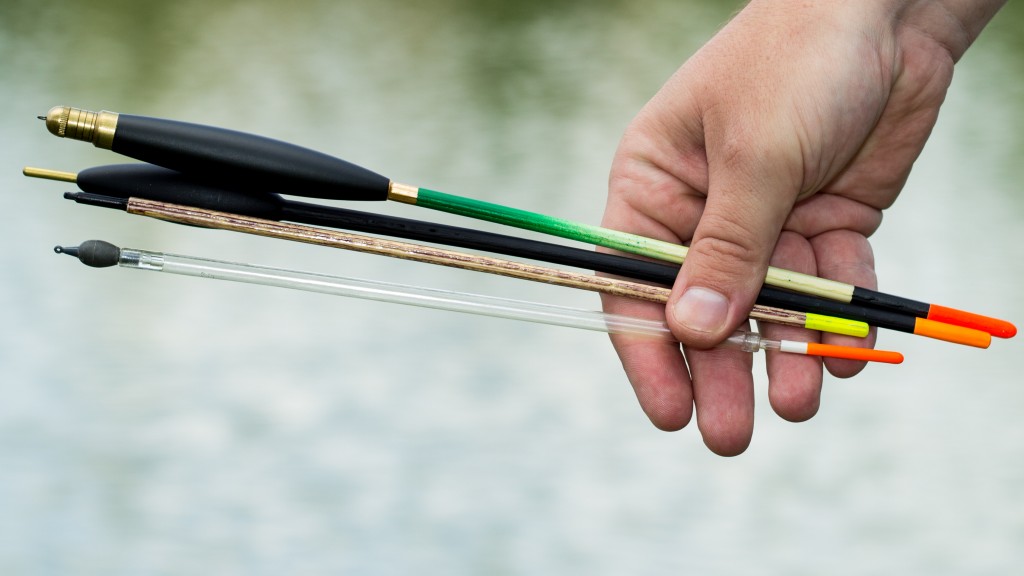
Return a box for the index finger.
[601,293,694,431]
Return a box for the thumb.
[668,140,800,348]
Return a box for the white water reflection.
[1,1,1022,574]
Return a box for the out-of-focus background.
[1,1,1022,574]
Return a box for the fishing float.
[36,105,1016,339]
[86,195,874,338]
[53,239,904,365]
[23,163,993,348]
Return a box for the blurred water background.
[1,0,1022,574]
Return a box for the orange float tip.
[805,342,904,364]
[913,318,992,349]
[926,304,1016,339]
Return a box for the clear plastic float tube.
[108,247,904,364]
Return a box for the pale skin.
[602,0,1007,456]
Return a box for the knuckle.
[714,130,760,174]
[693,213,763,264]
[697,234,757,267]
[688,236,763,291]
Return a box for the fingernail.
[672,287,729,334]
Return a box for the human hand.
[602,0,1005,455]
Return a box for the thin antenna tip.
[804,342,905,364]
